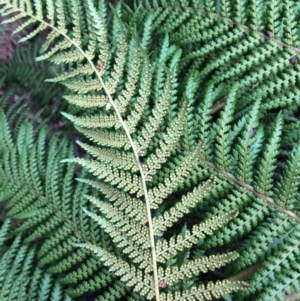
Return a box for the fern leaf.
[61,112,120,129]
[153,176,216,235]
[160,280,249,301]
[156,211,238,262]
[161,252,239,285]
[6,1,300,300]
[63,158,143,195]
[148,142,204,208]
[75,127,130,148]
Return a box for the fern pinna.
[0,0,300,301]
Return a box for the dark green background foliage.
[0,0,299,301]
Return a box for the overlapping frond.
[0,103,128,300]
[137,1,300,300]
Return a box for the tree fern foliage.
[0,1,299,301]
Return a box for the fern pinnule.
[160,280,249,301]
[248,0,264,31]
[76,179,147,224]
[125,57,152,133]
[282,0,299,47]
[144,100,187,179]
[63,94,108,108]
[76,242,154,299]
[83,212,152,269]
[65,157,143,195]
[134,66,171,155]
[236,219,300,301]
[0,108,13,150]
[86,197,149,246]
[181,71,202,151]
[76,141,138,172]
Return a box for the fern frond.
[2,0,300,300]
[160,280,249,301]
[0,106,126,300]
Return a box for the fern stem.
[227,263,262,281]
[285,292,300,301]
[25,11,160,301]
[92,65,160,301]
[211,96,226,114]
[88,59,160,301]
[203,160,300,224]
